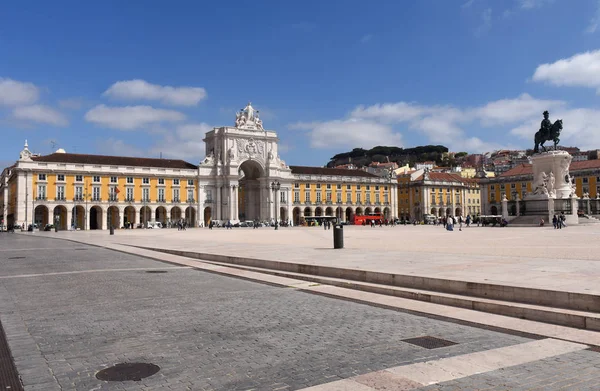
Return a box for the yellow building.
[397,169,481,221]
[481,160,600,215]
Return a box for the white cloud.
[475,8,492,37]
[103,79,207,106]
[84,104,185,130]
[511,108,600,150]
[292,93,570,154]
[518,0,554,9]
[0,78,40,106]
[290,119,402,149]
[586,0,600,33]
[359,34,373,43]
[98,138,145,157]
[532,50,600,93]
[12,105,68,126]
[462,0,477,8]
[471,93,565,125]
[149,123,210,160]
[58,98,83,110]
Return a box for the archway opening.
[171,206,182,223]
[107,206,120,229]
[203,207,212,226]
[315,207,323,217]
[72,206,85,229]
[293,207,301,226]
[53,205,68,230]
[140,206,151,228]
[345,207,353,223]
[185,207,196,227]
[356,207,363,216]
[238,160,265,222]
[336,207,343,221]
[279,207,287,223]
[455,208,462,217]
[383,207,391,220]
[124,206,136,228]
[303,207,312,217]
[155,206,167,224]
[90,206,103,230]
[325,207,333,216]
[491,205,498,215]
[34,205,49,228]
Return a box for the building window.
[490,185,495,191]
[326,192,332,202]
[110,176,117,183]
[357,193,362,203]
[57,174,65,182]
[326,184,331,189]
[316,184,321,189]
[158,178,165,185]
[75,175,83,182]
[346,192,352,203]
[38,174,46,181]
[316,192,322,203]
[294,183,299,188]
[294,191,300,203]
[384,194,388,203]
[500,184,505,190]
[142,188,150,202]
[205,190,212,202]
[173,188,180,202]
[93,176,101,183]
[357,185,361,190]
[366,193,371,204]
[74,186,83,201]
[384,186,388,191]
[142,178,149,184]
[56,185,65,200]
[37,185,46,200]
[126,187,134,201]
[491,193,496,201]
[93,187,101,201]
[583,177,589,184]
[305,183,311,189]
[280,191,286,203]
[187,189,194,202]
[337,192,342,203]
[188,179,194,186]
[346,184,351,190]
[126,177,133,184]
[158,188,165,202]
[173,179,180,185]
[583,187,589,194]
[375,186,379,190]
[337,184,342,190]
[366,185,370,190]
[305,191,311,203]
[432,195,436,204]
[375,193,380,204]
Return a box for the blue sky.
[1,0,600,167]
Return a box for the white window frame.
[57,174,65,182]
[126,177,134,184]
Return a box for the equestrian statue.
[534,110,562,153]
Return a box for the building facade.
[0,103,397,230]
[397,170,481,221]
[481,160,600,216]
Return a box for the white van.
[147,222,163,229]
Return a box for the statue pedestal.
[522,150,579,225]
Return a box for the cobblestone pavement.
[0,235,596,390]
[418,349,600,391]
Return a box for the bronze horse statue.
[534,119,562,153]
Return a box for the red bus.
[354,213,383,225]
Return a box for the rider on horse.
[540,110,552,140]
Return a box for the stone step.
[188,257,600,331]
[133,245,600,314]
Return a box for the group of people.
[552,213,567,229]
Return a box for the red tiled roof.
[32,153,198,169]
[414,172,465,183]
[290,165,379,178]
[499,164,532,177]
[571,159,600,171]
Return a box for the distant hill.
[326,145,449,168]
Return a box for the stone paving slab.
[42,224,600,296]
[0,235,551,391]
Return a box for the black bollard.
[333,224,344,249]
[54,224,58,233]
[110,226,114,235]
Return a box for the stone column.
[216,185,221,220]
[101,206,108,230]
[66,207,73,230]
[501,195,508,220]
[516,195,521,217]
[570,194,578,222]
[197,184,203,223]
[586,197,591,215]
[234,186,239,220]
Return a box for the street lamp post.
[271,181,280,230]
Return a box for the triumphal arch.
[198,103,294,223]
